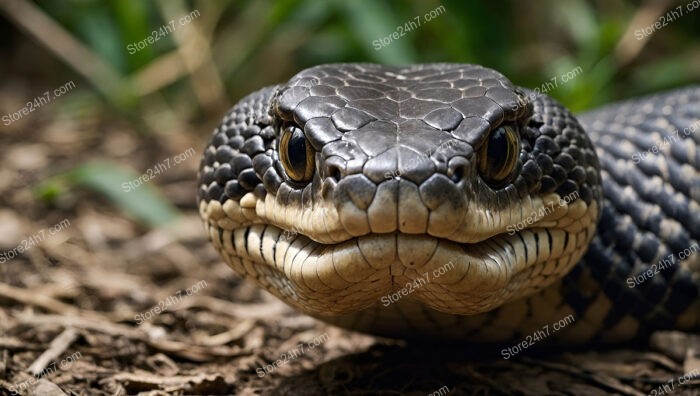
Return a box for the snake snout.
[329,143,472,238]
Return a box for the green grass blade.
[38,162,181,228]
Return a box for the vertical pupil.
[487,127,508,171]
[287,131,307,171]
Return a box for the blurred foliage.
[1,0,699,227]
[19,0,700,113]
[36,162,181,227]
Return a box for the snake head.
[198,64,602,318]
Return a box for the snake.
[197,63,700,343]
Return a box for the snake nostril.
[448,159,469,184]
[326,165,342,183]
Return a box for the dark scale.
[565,87,700,339]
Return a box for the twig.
[0,282,84,317]
[519,357,646,396]
[614,0,675,68]
[0,337,43,351]
[130,50,204,96]
[27,327,78,376]
[155,0,227,113]
[198,319,256,346]
[106,372,224,391]
[177,295,292,319]
[130,0,231,97]
[18,313,252,362]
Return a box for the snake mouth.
[213,223,588,316]
[200,192,598,317]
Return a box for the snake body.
[198,64,700,342]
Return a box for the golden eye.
[279,125,315,183]
[478,124,520,187]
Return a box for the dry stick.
[0,283,84,317]
[2,279,252,361]
[107,372,224,389]
[149,1,230,116]
[614,0,675,68]
[638,352,683,372]
[132,51,204,97]
[198,319,256,347]
[178,295,292,319]
[0,0,129,104]
[131,0,231,97]
[27,327,78,377]
[684,347,700,378]
[519,357,646,396]
[19,313,251,362]
[0,338,43,351]
[155,0,227,113]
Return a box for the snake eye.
[279,125,315,183]
[478,124,520,187]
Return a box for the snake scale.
[198,64,699,343]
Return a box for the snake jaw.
[199,186,599,317]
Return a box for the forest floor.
[1,86,699,396]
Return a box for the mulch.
[1,84,699,396]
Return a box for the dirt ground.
[1,84,700,396]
